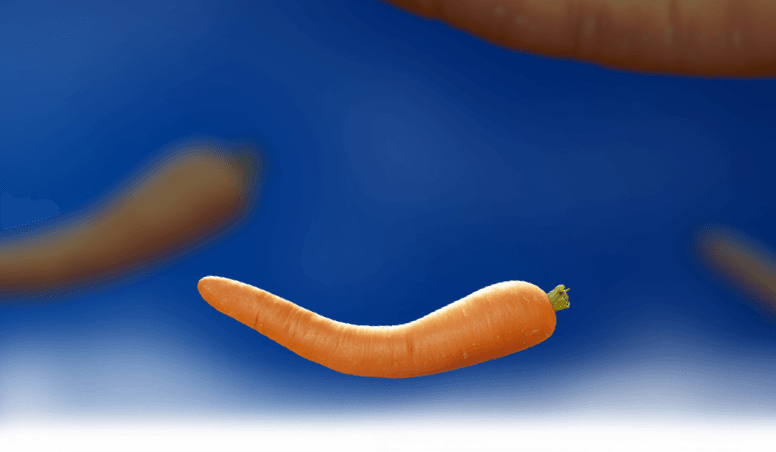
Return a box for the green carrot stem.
[547,285,570,311]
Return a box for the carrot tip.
[547,284,570,311]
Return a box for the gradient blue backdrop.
[1,0,775,422]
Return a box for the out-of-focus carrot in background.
[0,138,262,299]
[380,0,776,78]
[694,224,776,321]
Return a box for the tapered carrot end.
[198,276,259,328]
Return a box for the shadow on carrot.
[198,276,569,378]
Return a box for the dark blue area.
[1,0,775,419]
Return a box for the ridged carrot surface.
[198,276,569,378]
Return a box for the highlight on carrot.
[693,223,776,320]
[0,138,262,298]
[380,0,776,78]
[198,276,569,378]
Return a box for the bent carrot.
[198,276,569,378]
[380,0,776,78]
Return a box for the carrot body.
[198,276,568,378]
[381,0,776,78]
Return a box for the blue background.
[1,0,775,423]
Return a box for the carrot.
[0,139,261,298]
[198,276,569,378]
[694,224,776,320]
[380,0,776,78]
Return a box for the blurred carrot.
[0,139,261,298]
[691,223,776,323]
[381,0,776,77]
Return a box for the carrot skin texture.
[198,276,557,378]
[380,0,776,78]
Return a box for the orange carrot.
[198,276,569,378]
[380,0,776,78]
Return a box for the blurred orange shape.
[694,224,776,320]
[0,138,262,298]
[381,0,776,77]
